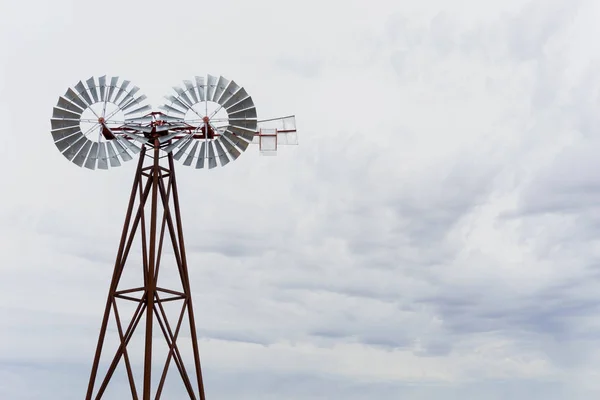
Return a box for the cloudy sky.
[2,0,600,398]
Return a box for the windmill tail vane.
[50,75,297,399]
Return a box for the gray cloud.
[3,0,600,398]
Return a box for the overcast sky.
[2,0,600,398]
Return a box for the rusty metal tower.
[50,75,297,399]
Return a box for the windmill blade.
[116,136,142,154]
[159,104,185,117]
[98,75,107,102]
[64,88,88,110]
[222,88,248,110]
[230,119,257,131]
[124,104,152,117]
[105,141,122,167]
[220,135,241,159]
[157,127,184,144]
[158,132,180,143]
[212,76,230,104]
[125,134,149,145]
[226,96,255,115]
[206,74,218,101]
[128,86,141,99]
[52,125,80,137]
[157,122,191,135]
[127,115,154,124]
[230,118,258,132]
[163,138,183,153]
[195,76,206,101]
[75,81,93,106]
[117,86,140,108]
[173,86,194,108]
[138,126,155,134]
[164,136,191,153]
[184,80,198,103]
[228,125,256,142]
[216,80,240,105]
[86,77,99,103]
[52,129,81,145]
[72,139,93,167]
[207,141,217,169]
[121,124,152,134]
[54,131,84,152]
[53,107,81,120]
[50,126,83,142]
[165,95,191,113]
[154,125,172,134]
[158,114,183,123]
[58,130,85,145]
[122,95,148,112]
[57,96,84,114]
[61,136,86,160]
[223,130,250,151]
[84,142,99,170]
[112,139,133,162]
[195,142,206,169]
[51,118,80,130]
[228,107,257,120]
[213,138,230,166]
[52,125,80,140]
[228,117,258,130]
[59,135,87,161]
[173,137,194,161]
[119,98,140,114]
[96,142,109,170]
[107,76,119,102]
[183,141,198,166]
[55,139,72,153]
[113,80,130,104]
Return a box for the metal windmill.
[50,75,297,399]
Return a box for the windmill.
[50,75,297,399]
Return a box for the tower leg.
[168,155,207,400]
[85,144,206,399]
[143,142,160,399]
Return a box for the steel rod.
[143,140,161,399]
[95,301,147,399]
[154,299,196,399]
[168,154,206,399]
[112,299,139,399]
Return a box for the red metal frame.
[85,141,206,400]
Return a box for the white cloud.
[2,0,600,398]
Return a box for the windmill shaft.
[86,144,206,400]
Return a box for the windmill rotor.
[52,74,298,171]
[159,74,258,169]
[51,76,152,170]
